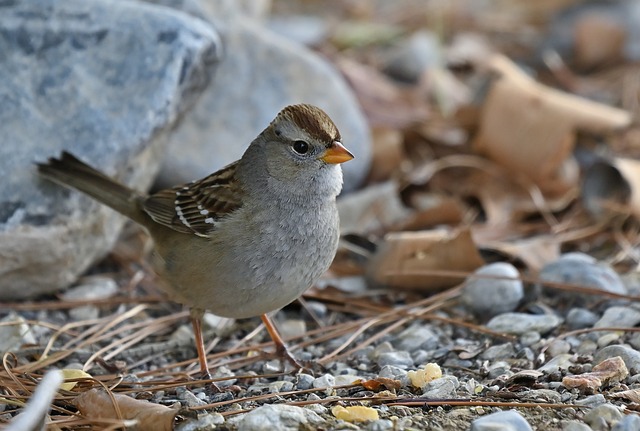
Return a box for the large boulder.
[149,0,372,192]
[0,0,221,300]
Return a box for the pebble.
[562,421,593,431]
[538,354,576,373]
[583,404,623,430]
[334,375,362,386]
[575,394,606,408]
[595,306,640,328]
[376,351,414,369]
[487,312,563,335]
[312,374,336,389]
[62,276,119,321]
[394,324,439,352]
[520,331,541,346]
[566,308,600,329]
[612,415,640,431]
[597,332,621,347]
[546,340,572,357]
[236,404,324,431]
[381,30,441,83]
[539,253,626,298]
[470,409,533,431]
[379,365,410,387]
[296,373,315,390]
[176,413,224,431]
[462,263,524,317]
[176,388,206,408]
[422,375,459,398]
[366,419,395,431]
[481,343,515,360]
[487,361,512,379]
[278,319,307,340]
[0,313,36,353]
[594,345,640,373]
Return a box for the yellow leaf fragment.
[60,369,92,391]
[407,363,443,388]
[332,405,379,422]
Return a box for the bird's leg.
[260,313,305,370]
[190,308,222,392]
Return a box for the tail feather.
[37,152,147,225]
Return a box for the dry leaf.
[368,228,484,291]
[582,158,640,221]
[481,235,560,271]
[73,389,178,431]
[366,127,405,183]
[472,54,631,190]
[60,369,92,391]
[358,377,402,392]
[332,405,379,422]
[574,13,626,70]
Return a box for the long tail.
[37,152,147,225]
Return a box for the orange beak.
[320,141,354,164]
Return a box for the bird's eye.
[292,140,309,154]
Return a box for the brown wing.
[143,162,243,237]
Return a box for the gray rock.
[62,276,119,321]
[0,0,220,300]
[0,313,37,354]
[268,15,329,46]
[538,354,576,373]
[367,419,395,431]
[470,409,533,431]
[312,374,335,389]
[381,30,441,84]
[422,375,459,399]
[583,404,623,430]
[613,415,640,431]
[562,422,593,431]
[379,365,410,387]
[176,413,224,431]
[539,253,626,299]
[595,306,640,328]
[462,263,523,317]
[376,351,414,369]
[155,6,371,193]
[566,308,599,329]
[594,344,640,374]
[394,324,439,352]
[481,343,515,360]
[486,312,563,335]
[575,394,606,408]
[546,340,571,357]
[237,404,324,431]
[296,373,315,390]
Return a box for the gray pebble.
[379,365,410,387]
[481,343,515,360]
[487,312,563,335]
[538,354,576,373]
[594,344,640,373]
[595,306,640,328]
[422,375,459,399]
[546,340,572,357]
[176,413,224,431]
[296,373,315,390]
[520,331,541,346]
[367,419,395,431]
[583,404,623,429]
[562,421,593,431]
[376,351,414,369]
[575,394,606,408]
[470,409,533,431]
[462,263,523,317]
[566,308,599,329]
[539,253,626,299]
[394,324,439,352]
[237,404,324,431]
[312,374,335,389]
[487,361,512,379]
[597,332,621,348]
[612,415,640,431]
